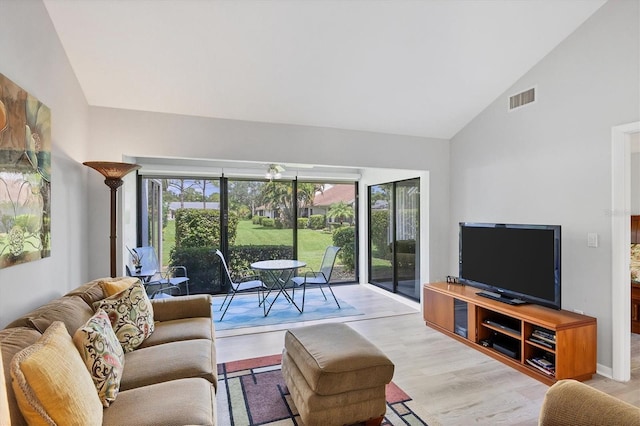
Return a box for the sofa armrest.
[539,379,640,426]
[150,294,212,322]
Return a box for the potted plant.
[127,246,143,273]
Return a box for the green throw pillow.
[94,281,154,352]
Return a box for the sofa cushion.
[94,281,155,352]
[139,317,213,348]
[120,339,217,391]
[150,294,213,322]
[99,276,140,297]
[5,295,94,336]
[0,327,42,426]
[103,378,215,426]
[10,322,103,425]
[64,278,109,306]
[73,309,125,407]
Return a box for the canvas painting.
[0,73,51,268]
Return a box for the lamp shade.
[83,161,140,179]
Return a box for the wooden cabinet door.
[632,286,640,334]
[632,216,640,243]
[424,289,454,332]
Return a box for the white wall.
[449,0,640,369]
[0,1,90,328]
[87,107,450,284]
[632,152,640,214]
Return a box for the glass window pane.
[395,179,420,300]
[369,183,393,292]
[298,182,356,283]
[228,178,294,268]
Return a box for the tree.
[327,201,354,225]
[165,178,200,208]
[228,181,263,216]
[260,181,295,227]
[194,179,220,208]
[259,182,324,227]
[297,183,322,218]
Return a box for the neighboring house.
[257,184,355,222]
[370,200,389,210]
[254,204,275,219]
[309,184,356,224]
[168,202,220,219]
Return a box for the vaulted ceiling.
[43,0,606,139]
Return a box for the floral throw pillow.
[72,309,125,407]
[94,281,154,352]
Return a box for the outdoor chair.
[291,245,341,312]
[127,246,190,298]
[215,249,266,320]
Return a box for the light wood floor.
[215,284,640,425]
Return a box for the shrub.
[174,209,239,247]
[370,210,390,258]
[252,216,261,225]
[274,218,284,229]
[297,217,309,228]
[333,226,355,272]
[262,218,275,228]
[174,209,219,248]
[170,245,294,294]
[309,214,326,230]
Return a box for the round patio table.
[251,259,306,316]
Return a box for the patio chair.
[291,245,341,312]
[128,246,190,298]
[215,249,266,320]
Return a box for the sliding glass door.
[139,176,358,295]
[368,178,420,300]
[394,179,420,299]
[368,183,394,292]
[297,182,357,282]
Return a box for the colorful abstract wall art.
[0,73,51,268]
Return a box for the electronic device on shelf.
[484,319,521,336]
[458,222,562,310]
[493,342,518,359]
[490,332,520,359]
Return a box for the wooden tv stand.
[423,282,597,385]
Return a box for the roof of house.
[313,184,355,208]
[169,202,220,210]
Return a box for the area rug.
[212,290,363,331]
[217,354,428,425]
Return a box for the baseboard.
[596,363,613,379]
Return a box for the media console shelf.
[423,282,597,385]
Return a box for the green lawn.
[162,221,176,266]
[162,219,335,271]
[234,220,333,270]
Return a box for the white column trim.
[611,121,640,382]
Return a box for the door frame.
[611,121,640,382]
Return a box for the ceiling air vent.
[509,87,536,111]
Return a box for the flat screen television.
[459,222,561,310]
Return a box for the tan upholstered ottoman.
[281,323,394,426]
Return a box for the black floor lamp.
[84,161,141,278]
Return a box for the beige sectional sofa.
[0,277,217,426]
[539,379,640,425]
